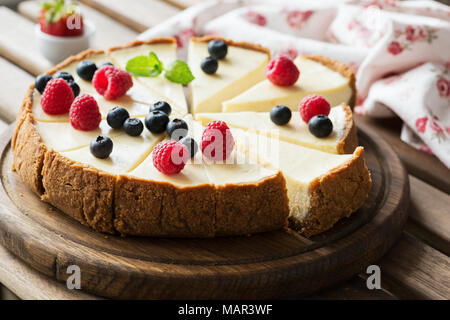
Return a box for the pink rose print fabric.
[138,0,450,168]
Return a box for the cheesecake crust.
[304,55,357,109]
[290,147,372,237]
[336,104,358,154]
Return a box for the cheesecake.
[222,55,356,113]
[188,36,270,114]
[196,104,357,154]
[12,37,370,238]
[109,39,188,116]
[232,128,371,236]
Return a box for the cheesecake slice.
[197,104,357,154]
[188,36,270,114]
[222,55,356,113]
[233,128,371,236]
[108,39,188,116]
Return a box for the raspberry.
[69,94,101,131]
[152,141,189,175]
[40,78,74,115]
[201,120,235,161]
[92,65,133,100]
[299,94,331,124]
[265,55,300,86]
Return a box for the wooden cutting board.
[0,122,409,299]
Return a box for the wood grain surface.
[0,122,409,299]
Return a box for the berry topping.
[152,140,189,175]
[180,136,198,158]
[150,101,172,115]
[107,106,129,129]
[90,136,113,159]
[201,120,235,161]
[53,71,74,83]
[201,57,218,75]
[270,105,292,125]
[123,118,144,137]
[69,81,80,97]
[208,40,228,59]
[266,55,299,87]
[167,118,188,141]
[145,110,169,134]
[92,65,133,100]
[40,78,74,115]
[35,74,53,94]
[38,0,84,37]
[308,115,333,138]
[76,60,98,81]
[69,94,101,131]
[299,94,331,124]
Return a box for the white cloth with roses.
[139,0,450,168]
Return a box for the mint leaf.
[164,60,195,85]
[125,53,163,77]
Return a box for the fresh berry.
[38,1,84,37]
[90,136,113,159]
[308,115,333,138]
[201,120,235,161]
[69,94,101,131]
[40,78,74,115]
[152,140,189,175]
[201,57,218,75]
[35,74,52,94]
[53,71,74,83]
[99,62,113,68]
[270,105,292,125]
[92,65,133,100]
[69,81,80,97]
[145,110,169,133]
[208,40,228,59]
[150,101,171,115]
[167,118,188,141]
[107,106,129,129]
[124,118,144,136]
[76,60,97,81]
[180,136,198,158]
[299,94,331,124]
[266,55,300,86]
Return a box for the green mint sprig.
[126,52,194,85]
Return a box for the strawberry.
[38,0,84,37]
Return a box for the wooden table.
[0,0,449,300]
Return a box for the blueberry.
[76,60,97,81]
[208,40,228,59]
[53,71,74,83]
[167,118,188,141]
[150,101,172,115]
[145,110,169,134]
[180,136,198,158]
[35,74,52,94]
[308,115,333,138]
[201,57,218,75]
[107,107,130,129]
[123,118,144,136]
[90,136,113,159]
[69,81,80,97]
[99,62,114,68]
[270,105,292,125]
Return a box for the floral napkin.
[139,0,450,168]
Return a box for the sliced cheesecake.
[197,104,357,154]
[108,39,188,116]
[233,128,371,236]
[188,36,270,114]
[222,55,356,113]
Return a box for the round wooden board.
[0,122,409,299]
